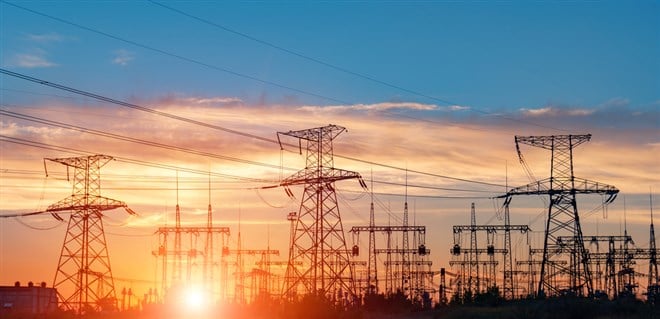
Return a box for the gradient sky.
[0,0,658,300]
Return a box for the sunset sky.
[0,1,658,301]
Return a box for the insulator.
[452,244,461,256]
[222,246,230,256]
[487,245,495,256]
[158,245,166,256]
[352,245,360,256]
[418,244,427,256]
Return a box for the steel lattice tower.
[648,194,659,301]
[279,125,365,302]
[503,200,514,299]
[502,135,618,297]
[469,203,479,293]
[46,155,135,314]
[367,179,378,294]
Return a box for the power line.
[147,0,455,107]
[0,68,507,189]
[0,112,500,193]
[343,189,492,200]
[2,167,497,194]
[0,108,295,172]
[0,135,273,183]
[337,154,505,188]
[0,68,280,145]
[0,0,348,105]
[2,0,567,134]
[147,0,569,133]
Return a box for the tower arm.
[452,225,530,233]
[280,167,364,187]
[277,124,347,142]
[515,134,591,150]
[498,177,619,197]
[46,195,131,213]
[46,154,114,170]
[350,225,425,233]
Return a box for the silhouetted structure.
[0,282,57,315]
[279,125,366,303]
[500,135,618,297]
[45,155,136,314]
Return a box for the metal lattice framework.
[501,135,618,297]
[451,204,530,299]
[279,125,366,302]
[350,225,428,297]
[647,194,659,302]
[47,155,136,314]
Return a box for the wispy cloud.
[140,95,244,107]
[184,97,243,105]
[25,32,66,43]
[112,49,134,66]
[12,53,57,68]
[519,106,595,117]
[447,105,470,111]
[298,102,438,113]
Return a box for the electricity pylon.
[279,125,366,303]
[46,155,136,314]
[647,193,659,302]
[500,135,618,297]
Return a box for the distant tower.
[402,174,411,298]
[367,175,378,294]
[502,135,618,297]
[47,155,136,314]
[469,203,479,294]
[204,174,214,292]
[280,125,366,302]
[648,193,659,301]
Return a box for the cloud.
[183,97,243,105]
[448,105,470,111]
[135,95,244,108]
[25,32,65,43]
[519,106,595,117]
[12,53,57,68]
[112,49,134,66]
[297,102,438,113]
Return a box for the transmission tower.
[402,174,411,299]
[647,193,659,302]
[45,155,136,314]
[367,176,378,294]
[279,125,366,302]
[469,203,479,293]
[501,134,618,297]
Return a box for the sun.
[183,286,209,311]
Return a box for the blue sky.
[1,1,657,114]
[0,0,658,297]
